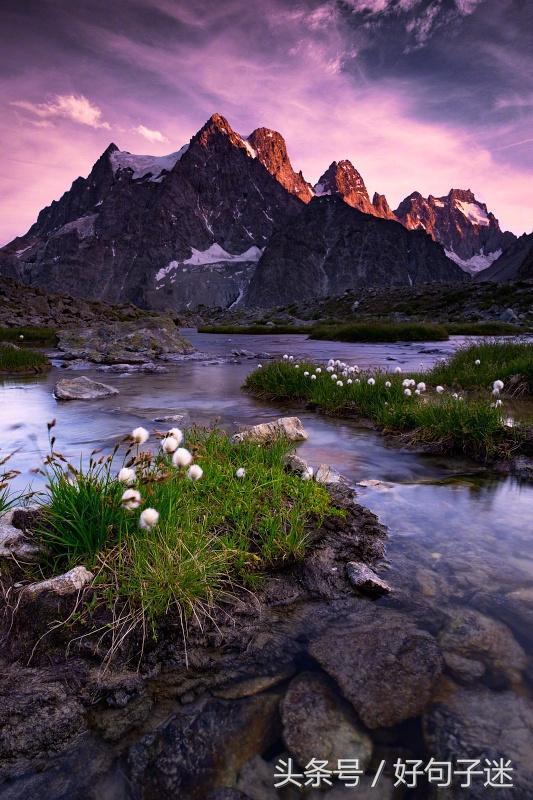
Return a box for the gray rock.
[236,755,278,800]
[231,417,308,444]
[442,652,486,685]
[22,566,93,599]
[439,607,526,688]
[281,672,372,769]
[345,561,392,597]
[315,464,345,485]
[0,520,41,561]
[423,682,533,799]
[54,376,119,400]
[282,452,309,475]
[499,307,519,323]
[309,611,442,729]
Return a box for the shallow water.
[1,332,532,797]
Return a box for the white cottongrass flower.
[475,359,481,366]
[355,378,360,384]
[452,392,459,399]
[295,364,300,369]
[415,389,421,395]
[328,359,335,367]
[367,378,375,386]
[402,378,411,388]
[235,467,246,478]
[118,467,135,485]
[493,398,503,408]
[409,379,416,387]
[385,381,391,388]
[492,387,500,397]
[121,489,141,510]
[301,466,314,481]
[304,371,309,377]
[394,366,402,374]
[283,354,289,360]
[347,378,352,385]
[327,366,334,373]
[187,464,203,481]
[131,427,149,445]
[167,428,184,445]
[172,447,193,468]
[311,374,317,380]
[315,367,322,374]
[161,435,179,454]
[336,380,344,387]
[19,334,24,340]
[493,380,504,391]
[288,355,294,362]
[417,382,426,392]
[331,374,338,381]
[404,388,412,397]
[139,507,159,530]
[436,385,444,394]
[257,364,262,368]
[504,416,514,428]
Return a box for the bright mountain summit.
[1,113,520,311]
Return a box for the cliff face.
[245,196,468,307]
[476,232,533,282]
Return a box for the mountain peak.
[247,127,312,203]
[314,160,373,213]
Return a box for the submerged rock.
[308,611,442,729]
[54,376,119,400]
[439,607,526,688]
[281,672,372,769]
[345,561,391,597]
[424,681,533,799]
[231,416,308,444]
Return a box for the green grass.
[427,341,533,394]
[0,326,57,344]
[0,345,50,373]
[445,321,526,336]
[36,429,334,635]
[309,321,449,342]
[198,324,311,334]
[244,361,514,460]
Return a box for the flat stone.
[22,565,93,598]
[54,376,119,400]
[231,417,308,444]
[345,562,392,597]
[309,611,442,729]
[281,672,372,769]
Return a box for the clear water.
[1,332,532,795]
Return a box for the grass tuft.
[0,326,57,344]
[309,321,449,342]
[426,340,533,393]
[0,345,50,373]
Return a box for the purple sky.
[1,0,532,244]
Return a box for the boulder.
[424,682,533,799]
[54,376,119,400]
[472,586,533,640]
[345,562,391,597]
[308,611,442,728]
[0,519,41,561]
[315,464,344,485]
[439,607,526,688]
[280,672,372,769]
[128,693,281,800]
[282,452,309,475]
[22,566,93,599]
[231,417,308,444]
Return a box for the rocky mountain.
[395,189,515,274]
[3,113,507,312]
[476,232,533,282]
[313,161,396,220]
[2,114,302,310]
[245,196,467,307]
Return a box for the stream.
[1,331,532,799]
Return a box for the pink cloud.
[135,124,168,143]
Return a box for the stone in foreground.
[22,566,94,599]
[309,611,442,728]
[54,376,119,400]
[315,463,344,485]
[231,416,308,444]
[281,672,372,769]
[345,561,392,597]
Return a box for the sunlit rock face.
[395,188,515,274]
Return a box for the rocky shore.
[1,449,532,799]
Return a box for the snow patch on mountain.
[313,183,331,197]
[445,247,502,274]
[110,145,189,181]
[184,244,263,265]
[53,214,98,240]
[455,200,490,227]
